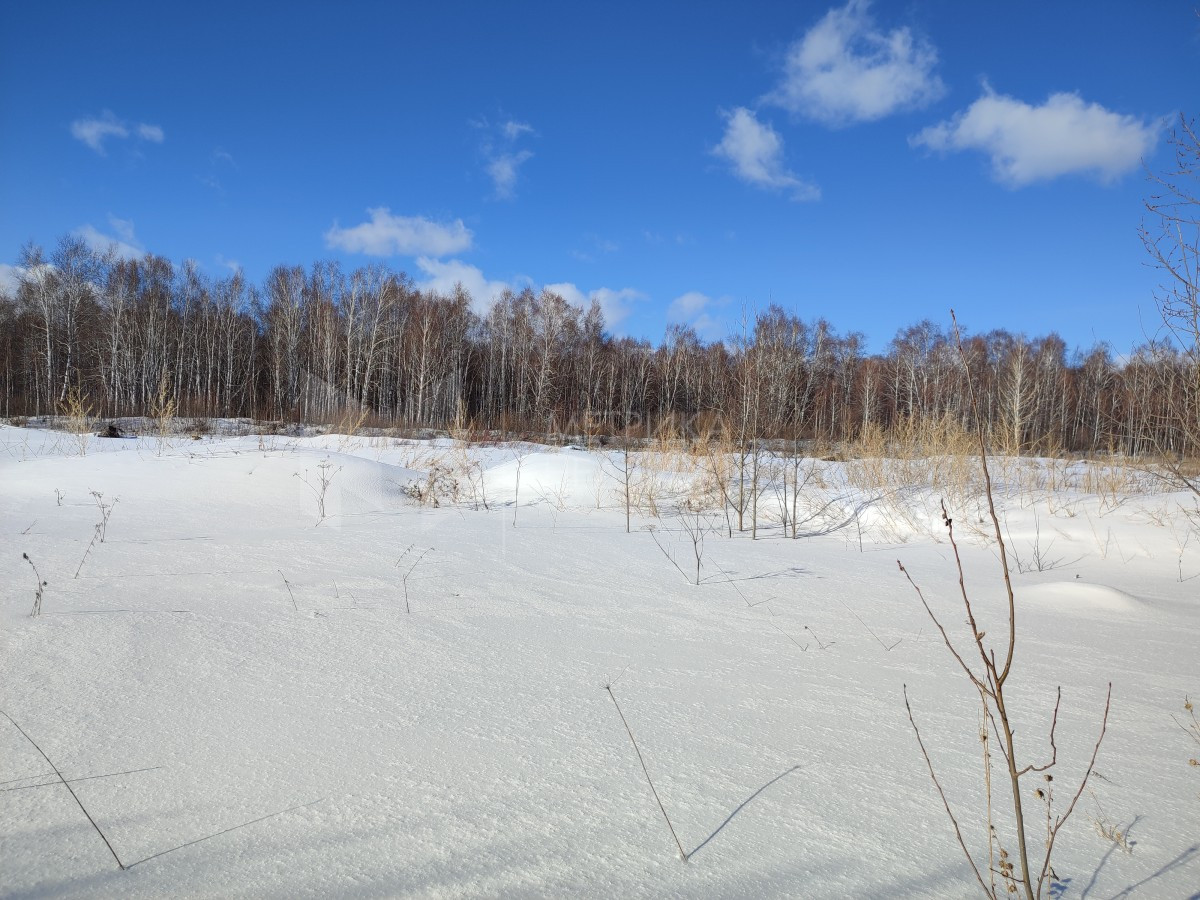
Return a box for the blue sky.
[2,1,1197,353]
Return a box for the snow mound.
[1017,581,1141,613]
[284,451,420,518]
[483,448,609,508]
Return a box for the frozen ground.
[1,425,1197,898]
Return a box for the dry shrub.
[334,406,370,441]
[881,415,979,500]
[402,463,462,507]
[841,415,985,539]
[150,374,178,455]
[627,423,700,518]
[184,417,211,440]
[690,428,739,531]
[396,440,492,509]
[1080,458,1161,511]
[57,386,94,456]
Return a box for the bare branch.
[904,686,992,897]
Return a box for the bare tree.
[0,230,1197,461]
[1141,115,1200,492]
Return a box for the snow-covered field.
[2,424,1197,898]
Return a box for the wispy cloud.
[74,215,144,260]
[570,234,620,263]
[766,0,944,126]
[71,110,165,154]
[136,123,164,143]
[475,116,536,199]
[325,208,473,257]
[502,120,534,141]
[200,148,238,195]
[487,151,535,200]
[643,230,692,246]
[911,88,1161,186]
[713,107,819,201]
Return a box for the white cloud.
[0,264,21,298]
[74,216,144,260]
[689,313,724,339]
[71,111,127,153]
[713,107,819,201]
[487,151,535,200]
[544,282,640,331]
[71,110,165,153]
[767,0,944,126]
[541,282,589,308]
[0,262,57,297]
[325,208,473,257]
[667,291,727,339]
[413,260,639,328]
[414,257,515,312]
[911,88,1161,186]
[668,291,711,319]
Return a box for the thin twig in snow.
[122,798,326,869]
[1,765,163,792]
[0,709,126,870]
[903,687,991,897]
[604,684,688,862]
[279,570,299,613]
[395,545,432,614]
[834,595,901,651]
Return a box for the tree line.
[0,233,1195,457]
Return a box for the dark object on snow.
[97,423,123,438]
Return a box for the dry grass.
[333,407,370,451]
[150,375,178,456]
[843,416,982,503]
[56,386,94,456]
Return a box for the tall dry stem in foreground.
[1177,695,1200,796]
[899,311,1111,900]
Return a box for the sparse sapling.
[295,458,341,525]
[76,491,118,578]
[395,544,431,614]
[899,312,1111,900]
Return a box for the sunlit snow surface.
[1,425,1197,898]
